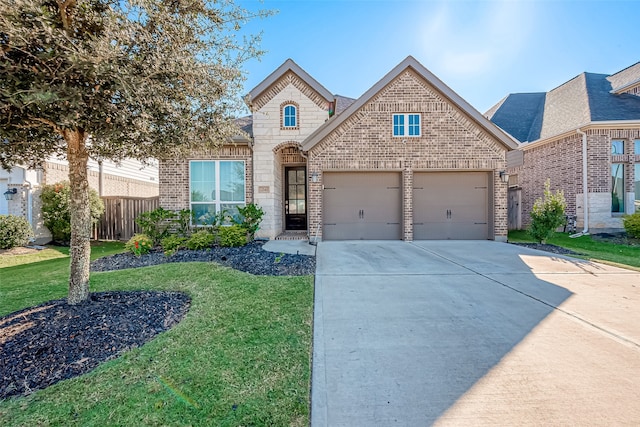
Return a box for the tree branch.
[57,0,77,32]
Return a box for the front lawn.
[0,243,314,426]
[508,230,640,269]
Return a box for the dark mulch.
[0,291,190,400]
[509,242,582,255]
[1,241,315,401]
[90,240,316,276]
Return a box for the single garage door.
[413,172,489,240]
[323,172,402,240]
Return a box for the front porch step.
[275,231,308,241]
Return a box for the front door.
[285,166,307,230]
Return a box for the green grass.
[509,230,640,269]
[0,241,125,312]
[0,243,314,426]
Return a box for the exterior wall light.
[310,171,320,183]
[499,171,509,183]
[3,188,17,201]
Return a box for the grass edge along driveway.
[0,246,314,427]
[508,230,640,270]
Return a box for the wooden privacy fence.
[508,187,522,230]
[94,196,159,241]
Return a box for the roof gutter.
[520,120,640,151]
[571,128,589,237]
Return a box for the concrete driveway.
[311,240,640,426]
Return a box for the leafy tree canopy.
[0,0,271,304]
[0,0,270,169]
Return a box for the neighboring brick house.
[160,56,516,241]
[487,61,640,231]
[1,158,159,242]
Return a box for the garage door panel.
[413,172,489,240]
[323,172,401,240]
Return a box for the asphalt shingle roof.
[487,64,640,143]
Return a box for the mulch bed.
[0,291,190,400]
[90,240,316,276]
[0,241,315,401]
[509,242,582,255]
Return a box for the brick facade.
[509,128,640,230]
[307,69,509,241]
[159,145,253,212]
[159,58,513,241]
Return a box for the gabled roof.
[302,56,518,151]
[487,62,640,144]
[246,58,334,108]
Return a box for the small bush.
[161,235,186,256]
[125,234,154,256]
[40,182,104,245]
[218,225,247,247]
[135,207,176,246]
[185,229,215,250]
[623,212,640,238]
[0,215,34,249]
[172,209,193,237]
[234,203,265,241]
[529,179,567,243]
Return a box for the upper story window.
[393,113,421,137]
[634,139,640,155]
[281,102,298,129]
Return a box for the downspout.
[571,128,589,237]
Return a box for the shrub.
[623,212,640,238]
[135,207,176,245]
[161,235,186,256]
[185,229,215,250]
[529,179,567,243]
[125,234,153,256]
[218,225,247,247]
[0,215,34,249]
[40,182,104,245]
[172,209,193,237]
[234,203,265,240]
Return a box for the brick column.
[403,168,413,241]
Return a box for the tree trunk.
[65,128,91,305]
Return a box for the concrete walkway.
[311,240,640,426]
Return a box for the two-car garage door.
[322,171,489,240]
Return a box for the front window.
[612,163,625,213]
[190,160,245,225]
[393,113,421,137]
[283,104,297,128]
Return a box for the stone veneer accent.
[307,69,508,241]
[509,128,640,230]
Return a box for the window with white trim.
[392,113,421,137]
[283,104,297,128]
[190,160,245,225]
[611,140,625,213]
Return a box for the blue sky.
[238,0,640,114]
